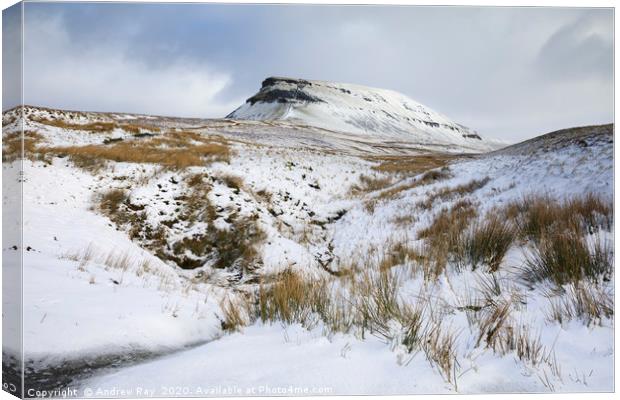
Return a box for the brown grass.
[422,320,459,384]
[68,152,108,173]
[370,154,457,175]
[118,123,161,134]
[99,188,128,215]
[33,117,117,132]
[45,138,230,170]
[458,213,516,272]
[32,116,162,134]
[417,177,490,210]
[378,242,422,271]
[375,167,452,201]
[220,174,244,190]
[417,199,477,277]
[2,131,45,163]
[523,231,612,286]
[251,268,461,386]
[475,297,512,349]
[220,296,250,332]
[505,193,612,242]
[350,175,393,195]
[14,128,231,171]
[545,281,613,326]
[258,270,331,327]
[356,271,403,338]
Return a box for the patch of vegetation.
[458,213,516,272]
[375,167,452,201]
[46,138,230,170]
[258,270,332,326]
[505,193,612,242]
[32,116,162,135]
[350,174,393,195]
[370,154,457,176]
[417,177,490,210]
[418,199,478,278]
[378,242,422,271]
[545,281,613,326]
[523,231,612,286]
[33,117,117,132]
[168,214,264,274]
[220,296,251,332]
[96,173,264,278]
[220,174,244,190]
[2,131,45,163]
[13,128,230,170]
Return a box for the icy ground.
[2,106,614,395]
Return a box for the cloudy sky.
[3,3,614,142]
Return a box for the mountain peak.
[227,77,500,153]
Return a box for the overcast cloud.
[3,3,613,142]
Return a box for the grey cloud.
[536,10,613,82]
[11,4,615,143]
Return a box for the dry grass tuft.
[99,189,129,215]
[523,232,612,286]
[417,200,477,277]
[458,213,516,272]
[378,242,422,271]
[506,193,612,242]
[422,320,459,384]
[220,296,251,332]
[220,174,244,190]
[258,270,331,327]
[350,175,393,195]
[356,271,403,338]
[546,281,613,326]
[475,297,513,349]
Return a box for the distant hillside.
[227,77,505,153]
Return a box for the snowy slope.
[227,77,504,153]
[83,122,613,395]
[2,106,614,394]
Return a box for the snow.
[82,320,613,395]
[20,159,224,362]
[4,105,614,394]
[227,77,506,153]
[83,324,449,396]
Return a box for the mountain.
[227,77,503,153]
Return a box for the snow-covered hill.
[2,105,613,395]
[227,77,503,153]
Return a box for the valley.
[1,79,614,395]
